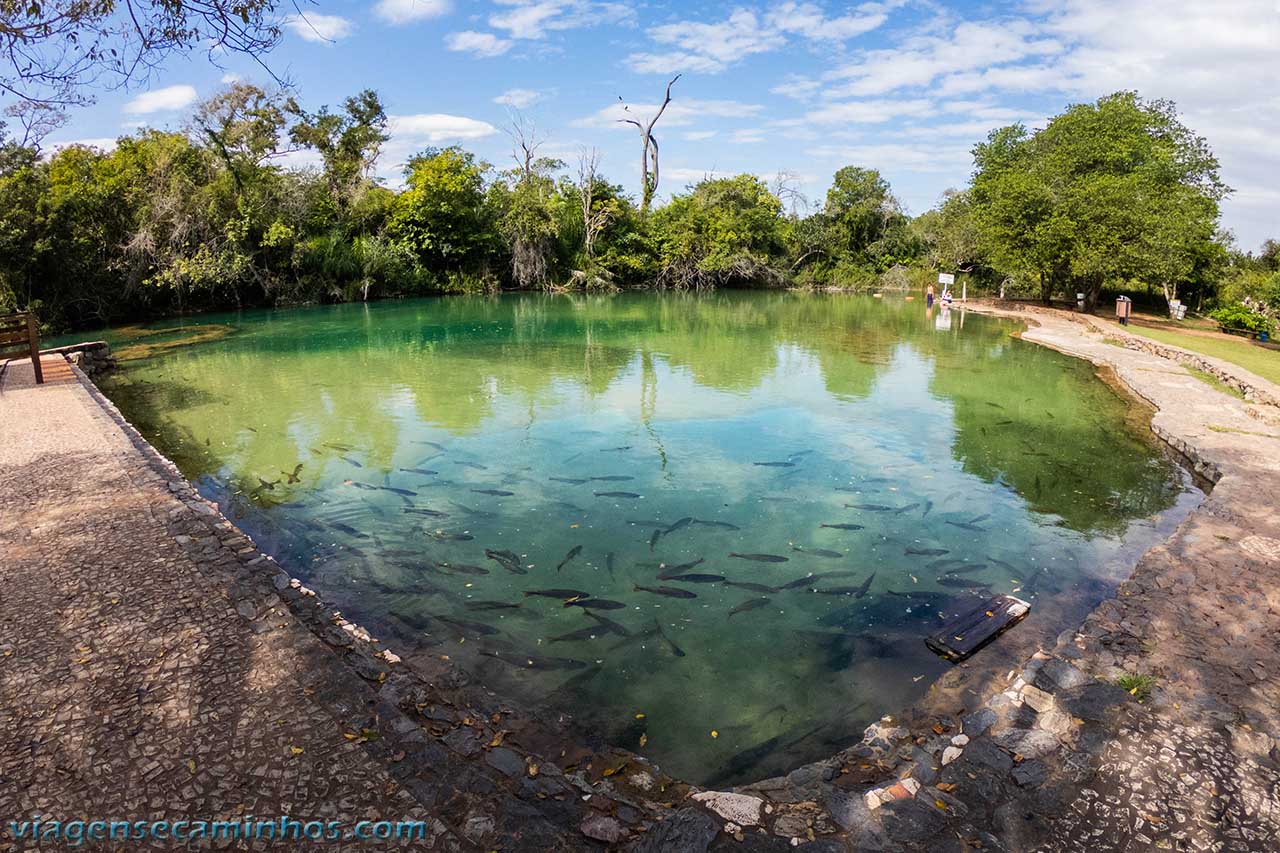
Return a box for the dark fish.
[404,507,449,518]
[414,440,447,451]
[584,610,631,637]
[400,467,438,476]
[820,523,865,531]
[936,577,992,588]
[283,463,304,484]
[430,530,474,541]
[341,456,363,468]
[986,401,1004,409]
[969,513,992,524]
[349,482,379,491]
[548,625,604,643]
[660,573,726,584]
[847,504,893,511]
[659,557,705,574]
[729,552,789,563]
[601,446,632,452]
[854,572,876,598]
[648,529,663,551]
[776,570,862,591]
[815,586,865,595]
[485,548,527,574]
[791,546,844,559]
[945,521,987,532]
[940,563,987,575]
[722,581,779,594]
[626,519,666,527]
[381,486,418,497]
[480,650,588,670]
[893,503,921,514]
[989,557,1017,572]
[605,552,616,579]
[728,598,771,618]
[905,547,949,557]
[754,461,795,468]
[664,516,694,535]
[549,477,589,484]
[556,545,583,572]
[324,442,354,452]
[595,491,641,498]
[456,461,488,470]
[330,522,368,539]
[471,489,514,496]
[692,518,741,531]
[564,598,627,611]
[246,426,258,433]
[257,478,280,490]
[524,588,590,599]
[435,615,499,636]
[465,600,522,611]
[653,619,685,657]
[922,499,934,517]
[591,475,635,482]
[450,501,497,518]
[440,562,489,576]
[634,584,697,599]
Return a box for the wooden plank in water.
[925,595,1030,663]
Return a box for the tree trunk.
[1039,270,1051,305]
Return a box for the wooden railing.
[0,312,43,384]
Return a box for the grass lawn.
[1119,322,1280,386]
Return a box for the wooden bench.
[925,594,1031,662]
[0,312,43,384]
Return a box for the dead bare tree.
[504,111,546,181]
[618,73,680,213]
[576,146,612,258]
[771,170,809,219]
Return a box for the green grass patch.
[1122,324,1280,386]
[1185,366,1247,400]
[1208,424,1280,439]
[1115,673,1157,702]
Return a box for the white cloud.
[807,141,973,173]
[493,88,545,109]
[730,129,766,144]
[682,130,718,141]
[375,0,451,25]
[220,73,241,84]
[283,13,354,43]
[47,137,119,153]
[123,85,197,114]
[666,167,731,184]
[627,4,890,74]
[445,30,513,57]
[489,1,634,40]
[572,99,765,129]
[805,98,934,125]
[388,114,500,142]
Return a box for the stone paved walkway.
[3,306,1280,852]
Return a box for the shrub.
[1210,302,1275,334]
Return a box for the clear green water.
[84,292,1195,785]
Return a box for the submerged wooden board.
[925,594,1031,663]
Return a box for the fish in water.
[820,523,865,531]
[664,516,694,535]
[548,625,604,643]
[465,600,522,611]
[584,610,631,637]
[648,529,663,551]
[324,442,354,452]
[939,563,987,575]
[435,615,500,636]
[413,440,447,452]
[722,581,779,594]
[283,463,304,484]
[440,562,489,576]
[330,522,368,539]
[549,477,589,484]
[381,486,417,497]
[854,572,876,597]
[591,475,635,482]
[945,521,987,532]
[400,467,438,476]
[936,577,992,589]
[791,545,844,559]
[922,499,934,517]
[485,548,526,574]
[989,557,1017,572]
[634,584,697,599]
[753,461,795,468]
[728,598,771,619]
[729,552,789,563]
[403,507,448,519]
[660,573,727,584]
[456,461,488,470]
[341,456,363,468]
[257,478,280,491]
[659,558,706,574]
[847,503,893,511]
[906,547,949,557]
[524,588,590,600]
[626,519,665,527]
[815,586,865,595]
[430,530,474,542]
[348,481,379,491]
[601,446,632,452]
[969,513,992,524]
[449,501,497,519]
[777,571,863,591]
[556,545,583,572]
[893,503,921,514]
[653,619,685,657]
[480,650,588,671]
[471,489,514,497]
[692,518,741,531]
[605,552,616,580]
[564,598,628,611]
[595,491,641,499]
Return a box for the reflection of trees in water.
[106,292,1178,534]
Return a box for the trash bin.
[1076,292,1086,311]
[1115,295,1132,325]
[1262,331,1271,343]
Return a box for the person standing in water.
[926,284,935,308]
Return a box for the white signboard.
[937,273,955,286]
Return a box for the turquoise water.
[85,292,1195,784]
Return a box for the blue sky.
[39,0,1280,250]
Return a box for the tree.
[191,83,285,188]
[618,74,679,214]
[2,0,283,106]
[287,89,388,214]
[386,146,495,274]
[971,92,1229,311]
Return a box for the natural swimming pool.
[82,292,1197,785]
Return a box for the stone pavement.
[3,306,1280,852]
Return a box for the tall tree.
[287,89,388,214]
[618,74,679,214]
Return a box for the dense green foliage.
[0,85,1274,332]
[1209,303,1275,335]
